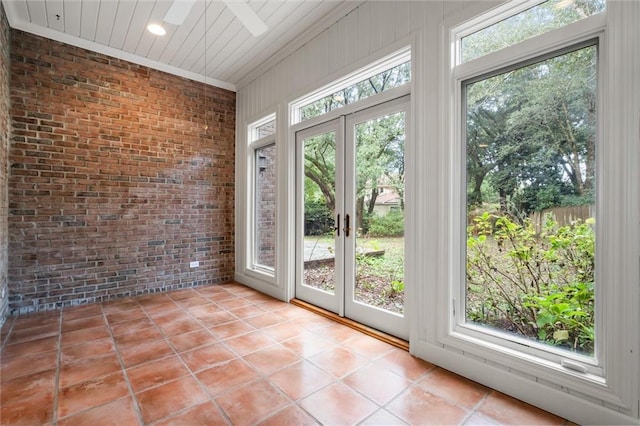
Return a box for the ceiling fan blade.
[223,0,268,37]
[163,0,197,25]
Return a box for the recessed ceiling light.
[147,23,166,36]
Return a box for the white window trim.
[453,37,603,375]
[247,114,277,280]
[290,46,412,125]
[291,85,411,134]
[249,114,276,141]
[454,0,597,63]
[448,10,608,390]
[284,40,417,309]
[426,3,639,422]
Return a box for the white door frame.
[344,96,410,339]
[294,117,345,315]
[294,95,410,340]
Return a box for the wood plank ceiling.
[2,0,357,91]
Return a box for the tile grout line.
[375,364,491,426]
[145,288,235,425]
[223,296,327,425]
[101,300,146,426]
[295,317,420,424]
[251,303,384,424]
[460,388,494,425]
[1,284,568,425]
[319,337,438,425]
[176,287,311,425]
[185,287,308,424]
[67,289,315,423]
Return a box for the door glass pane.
[303,132,337,294]
[464,45,597,356]
[354,112,406,315]
[254,143,276,269]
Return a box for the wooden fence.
[529,205,594,233]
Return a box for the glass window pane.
[302,132,337,295]
[255,120,276,140]
[255,143,276,269]
[461,0,605,63]
[299,62,411,122]
[464,44,597,356]
[354,112,406,315]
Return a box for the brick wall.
[8,30,236,314]
[256,143,276,268]
[0,4,10,326]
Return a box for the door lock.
[344,214,351,237]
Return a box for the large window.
[441,4,640,421]
[450,0,606,375]
[464,43,598,357]
[249,116,276,274]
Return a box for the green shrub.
[466,212,595,354]
[367,210,404,237]
[304,199,334,236]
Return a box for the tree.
[302,63,409,235]
[463,0,602,214]
[462,0,605,63]
[466,45,597,214]
[304,133,337,213]
[466,74,513,207]
[355,112,405,233]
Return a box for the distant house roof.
[376,191,401,205]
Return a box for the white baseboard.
[233,272,286,302]
[413,340,638,425]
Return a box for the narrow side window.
[248,116,276,275]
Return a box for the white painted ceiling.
[2,0,360,91]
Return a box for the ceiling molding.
[7,18,237,92]
[1,0,361,93]
[235,1,365,91]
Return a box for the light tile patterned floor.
[0,283,571,425]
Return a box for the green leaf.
[536,312,556,328]
[553,330,569,342]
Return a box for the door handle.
[335,214,340,236]
[344,214,351,237]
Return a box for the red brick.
[0,5,10,325]
[7,29,235,315]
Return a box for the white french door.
[295,97,409,340]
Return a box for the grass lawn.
[302,236,405,314]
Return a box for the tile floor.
[0,283,571,425]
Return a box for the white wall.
[235,1,640,424]
[236,0,485,299]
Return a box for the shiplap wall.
[234,1,640,424]
[233,1,495,299]
[237,1,491,118]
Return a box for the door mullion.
[343,115,357,319]
[335,116,346,317]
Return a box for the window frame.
[456,0,605,64]
[459,39,602,373]
[441,4,634,410]
[248,114,277,277]
[290,46,412,126]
